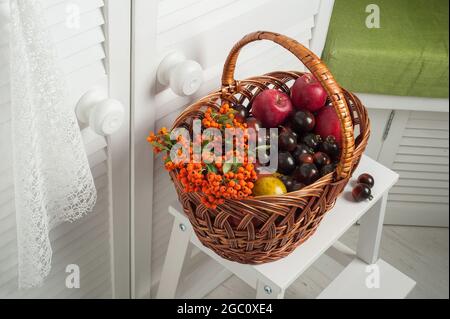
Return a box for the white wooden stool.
[157,155,416,299]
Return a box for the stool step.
[164,155,410,299]
[317,258,416,299]
[170,155,399,291]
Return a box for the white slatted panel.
[386,111,449,226]
[151,0,323,293]
[154,0,318,121]
[0,0,112,298]
[0,130,112,298]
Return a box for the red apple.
[251,89,293,128]
[291,73,328,112]
[315,105,342,146]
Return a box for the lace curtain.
[9,0,97,288]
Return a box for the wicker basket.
[169,31,370,264]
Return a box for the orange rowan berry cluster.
[147,127,169,154]
[198,162,257,208]
[202,103,247,130]
[148,129,191,172]
[178,163,204,192]
[147,102,258,209]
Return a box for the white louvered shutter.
[131,0,334,297]
[0,0,131,298]
[378,111,449,227]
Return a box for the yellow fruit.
[253,176,287,196]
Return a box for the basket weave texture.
[169,31,370,264]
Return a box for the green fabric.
[322,0,449,98]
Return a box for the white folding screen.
[0,0,131,298]
[139,0,334,296]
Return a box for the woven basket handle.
[221,31,355,180]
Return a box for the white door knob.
[157,51,203,96]
[76,89,125,136]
